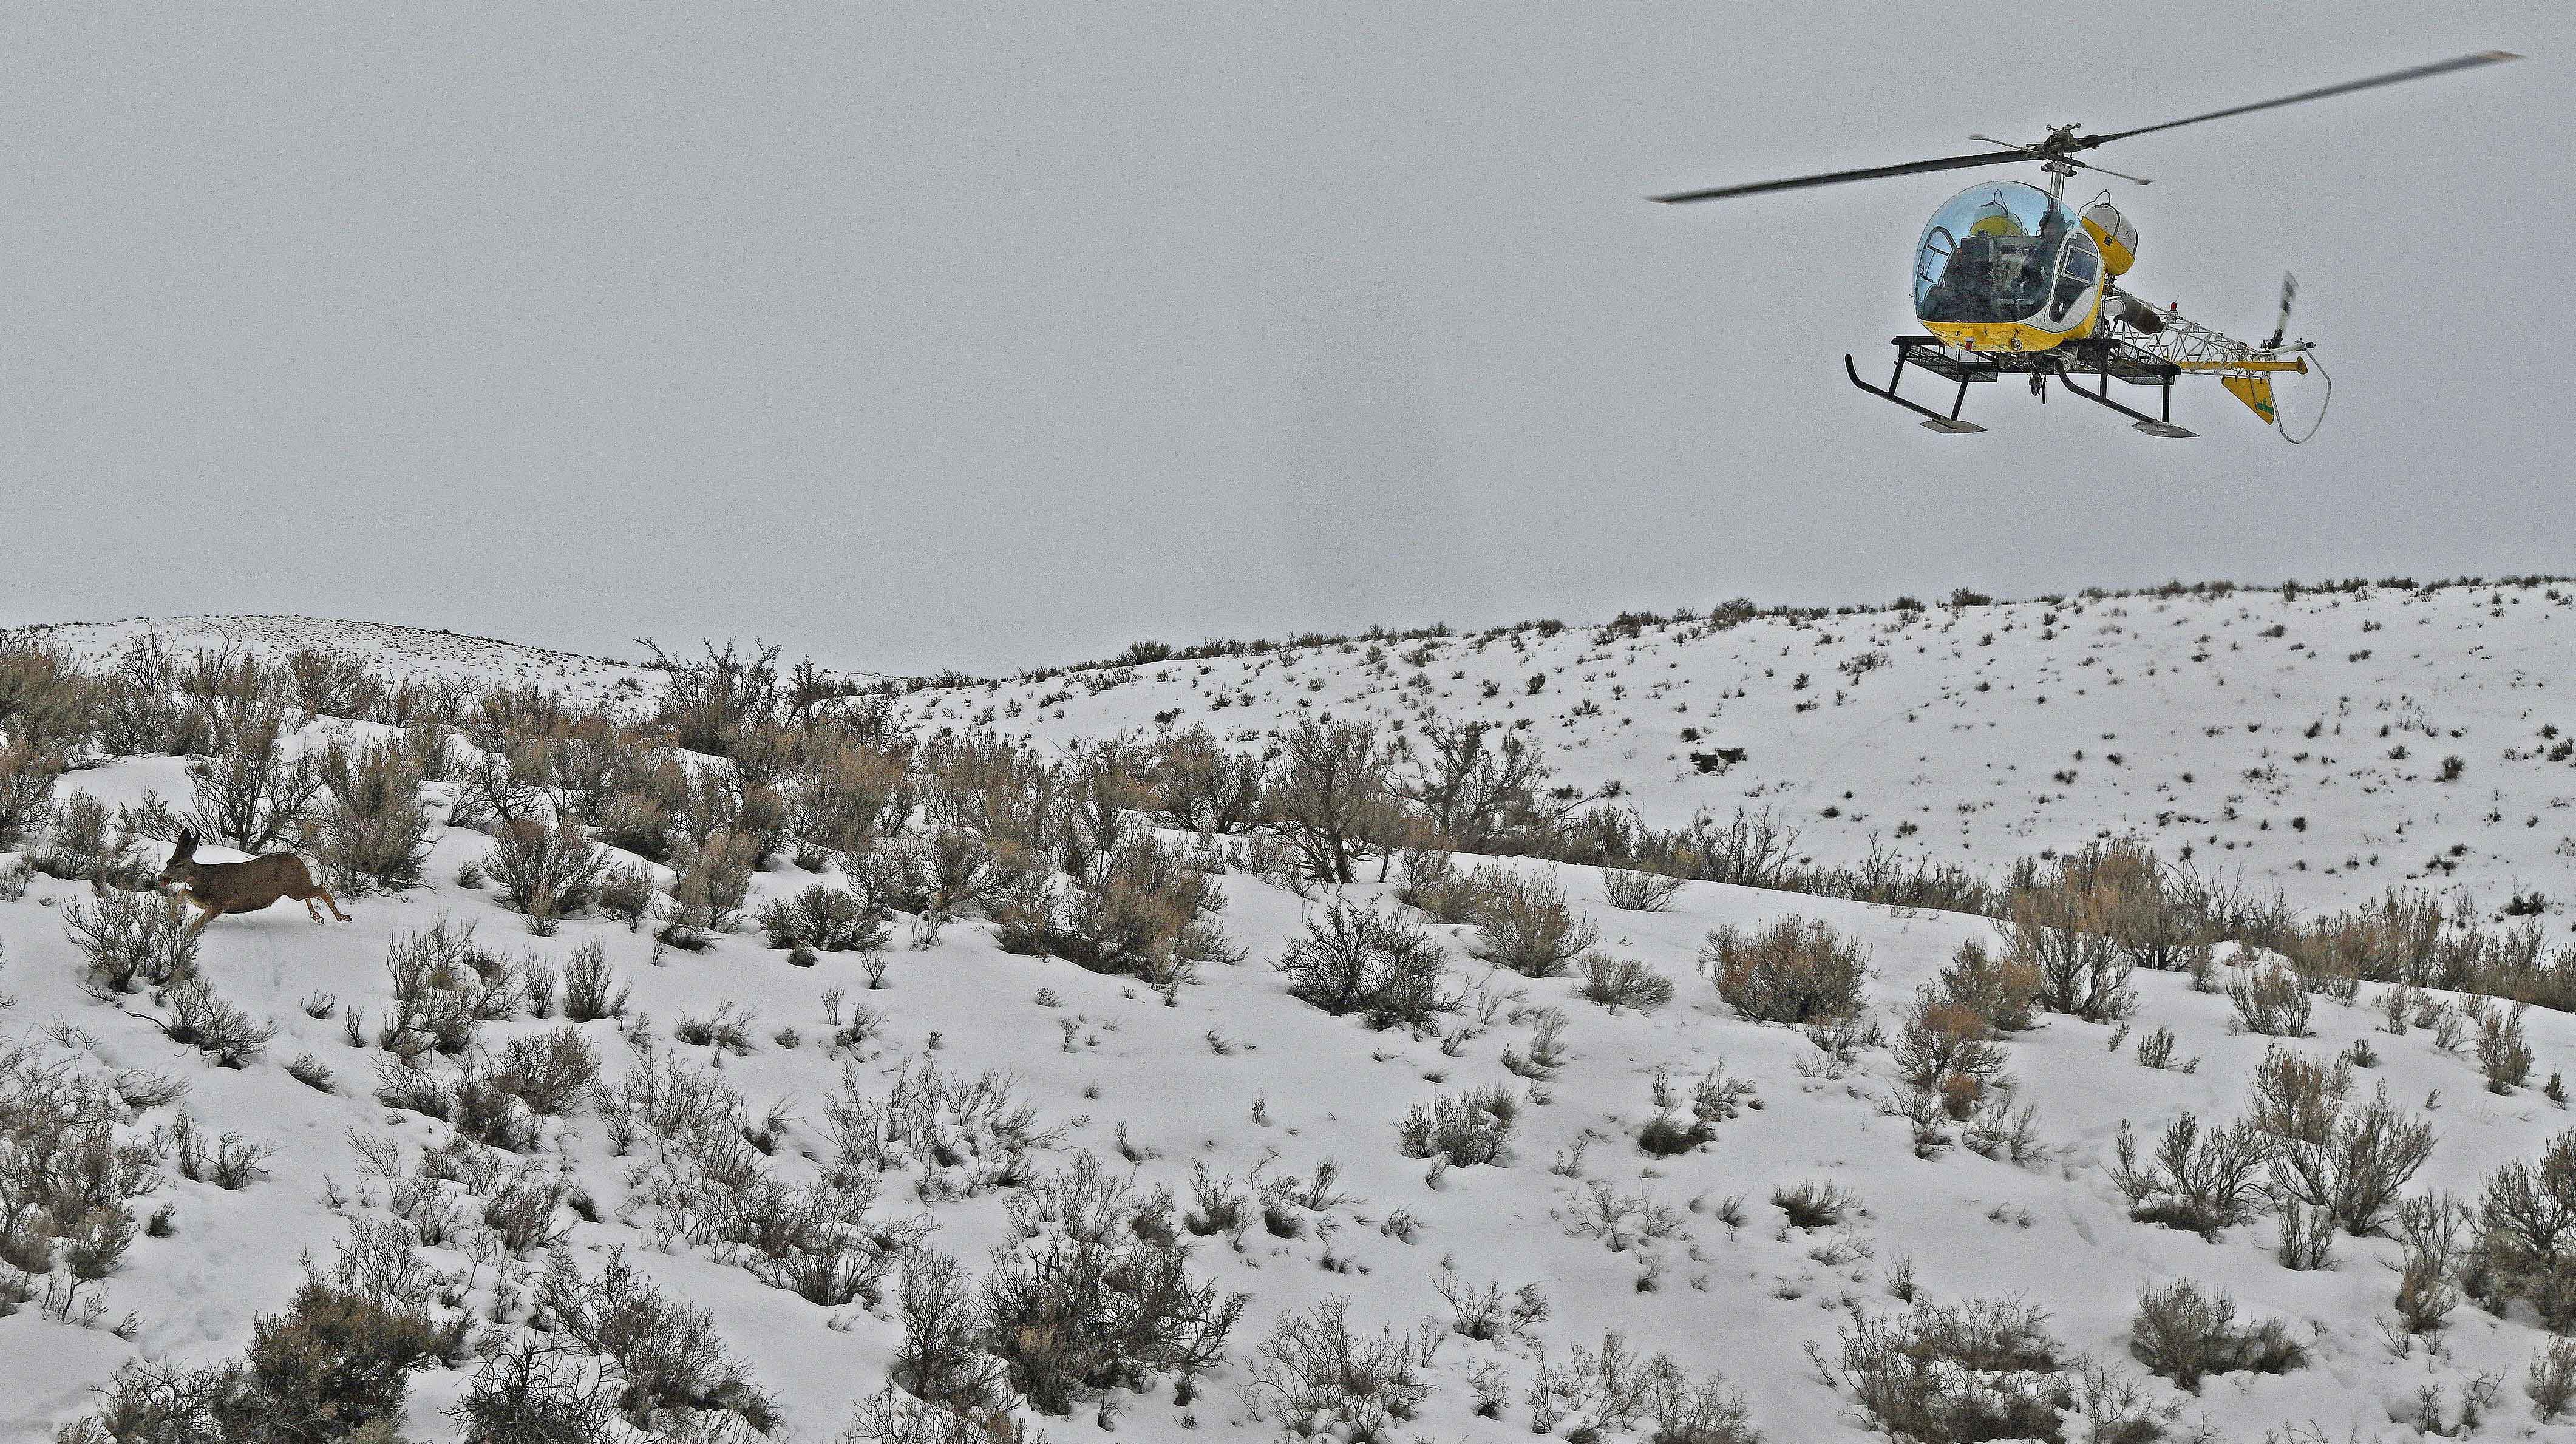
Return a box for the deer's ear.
[173,830,196,856]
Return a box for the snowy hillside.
[31,617,664,720]
[897,578,2576,920]
[5,587,2576,1443]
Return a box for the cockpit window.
[1915,182,2096,328]
[2051,234,2101,322]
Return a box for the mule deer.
[158,829,352,935]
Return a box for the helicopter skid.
[1849,336,2196,437]
[1843,353,1984,433]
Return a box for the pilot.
[1925,236,1997,322]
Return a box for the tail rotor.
[2265,272,2298,352]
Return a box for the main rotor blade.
[1648,147,2029,203]
[2078,50,2520,149]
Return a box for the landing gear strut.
[1843,351,1984,433]
[2053,354,2194,438]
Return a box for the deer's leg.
[305,898,325,923]
[185,903,218,937]
[317,887,352,923]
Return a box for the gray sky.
[5,3,2566,676]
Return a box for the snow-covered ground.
[5,588,2576,1442]
[897,579,2576,921]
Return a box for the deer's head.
[158,830,205,892]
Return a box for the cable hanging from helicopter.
[1650,50,2518,439]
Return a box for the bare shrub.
[487,816,609,935]
[185,700,324,852]
[1641,1358,1760,1444]
[1000,833,1239,985]
[537,1247,779,1435]
[645,638,785,756]
[1601,867,1685,913]
[2229,964,2314,1037]
[2246,1048,2351,1145]
[1263,718,1399,884]
[1279,900,1455,1029]
[597,787,679,863]
[382,917,515,1056]
[562,938,631,1022]
[761,884,894,955]
[1396,1085,1519,1168]
[598,861,657,930]
[2128,1280,2304,1392]
[450,1338,624,1442]
[2393,1195,2464,1334]
[1239,1297,1441,1441]
[1147,725,1266,835]
[1502,1008,1571,1082]
[1674,807,1803,890]
[2000,850,2137,1022]
[63,889,199,997]
[891,1251,1015,1417]
[1701,917,1870,1025]
[2271,1083,2436,1236]
[2473,1128,2576,1329]
[1467,869,1600,978]
[495,1028,602,1117]
[2279,886,2442,991]
[2532,1337,2576,1422]
[1891,987,2011,1118]
[32,791,144,884]
[0,634,95,754]
[311,737,435,894]
[0,1038,164,1287]
[1772,1178,1858,1230]
[919,731,1060,864]
[0,740,64,850]
[1836,1298,2066,1443]
[1576,952,1675,1014]
[57,1267,443,1443]
[675,1000,760,1054]
[1393,847,1480,924]
[1433,1271,1549,1341]
[2477,1002,2535,1092]
[280,646,382,717]
[1931,938,2041,1032]
[788,740,914,859]
[169,1110,276,1189]
[824,1060,1058,1202]
[285,1054,335,1093]
[980,1153,1245,1415]
[1638,1063,1753,1158]
[158,976,277,1067]
[2107,1113,2271,1237]
[1394,717,1568,853]
[662,829,758,947]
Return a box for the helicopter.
[1651,51,2520,439]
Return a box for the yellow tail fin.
[2221,375,2278,423]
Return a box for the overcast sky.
[4,3,2565,676]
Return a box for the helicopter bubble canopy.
[1913,182,2103,337]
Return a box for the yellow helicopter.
[1653,52,2520,438]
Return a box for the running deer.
[157,829,352,935]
